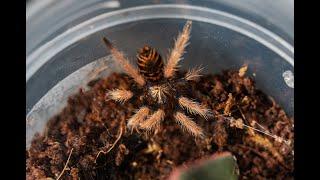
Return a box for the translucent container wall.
[26,0,294,146]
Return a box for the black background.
[1,1,25,179]
[294,0,320,179]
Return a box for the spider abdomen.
[137,46,164,82]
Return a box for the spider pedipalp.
[139,109,165,132]
[127,106,150,132]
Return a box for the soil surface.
[26,69,294,180]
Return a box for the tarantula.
[104,21,212,138]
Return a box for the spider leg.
[164,20,192,78]
[139,109,165,132]
[185,66,203,81]
[107,89,134,103]
[103,37,145,86]
[127,107,150,131]
[174,111,204,138]
[178,96,212,120]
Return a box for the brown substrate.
[26,69,294,180]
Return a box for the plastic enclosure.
[26,0,294,147]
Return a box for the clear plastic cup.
[26,0,293,147]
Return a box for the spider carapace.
[105,21,212,138]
